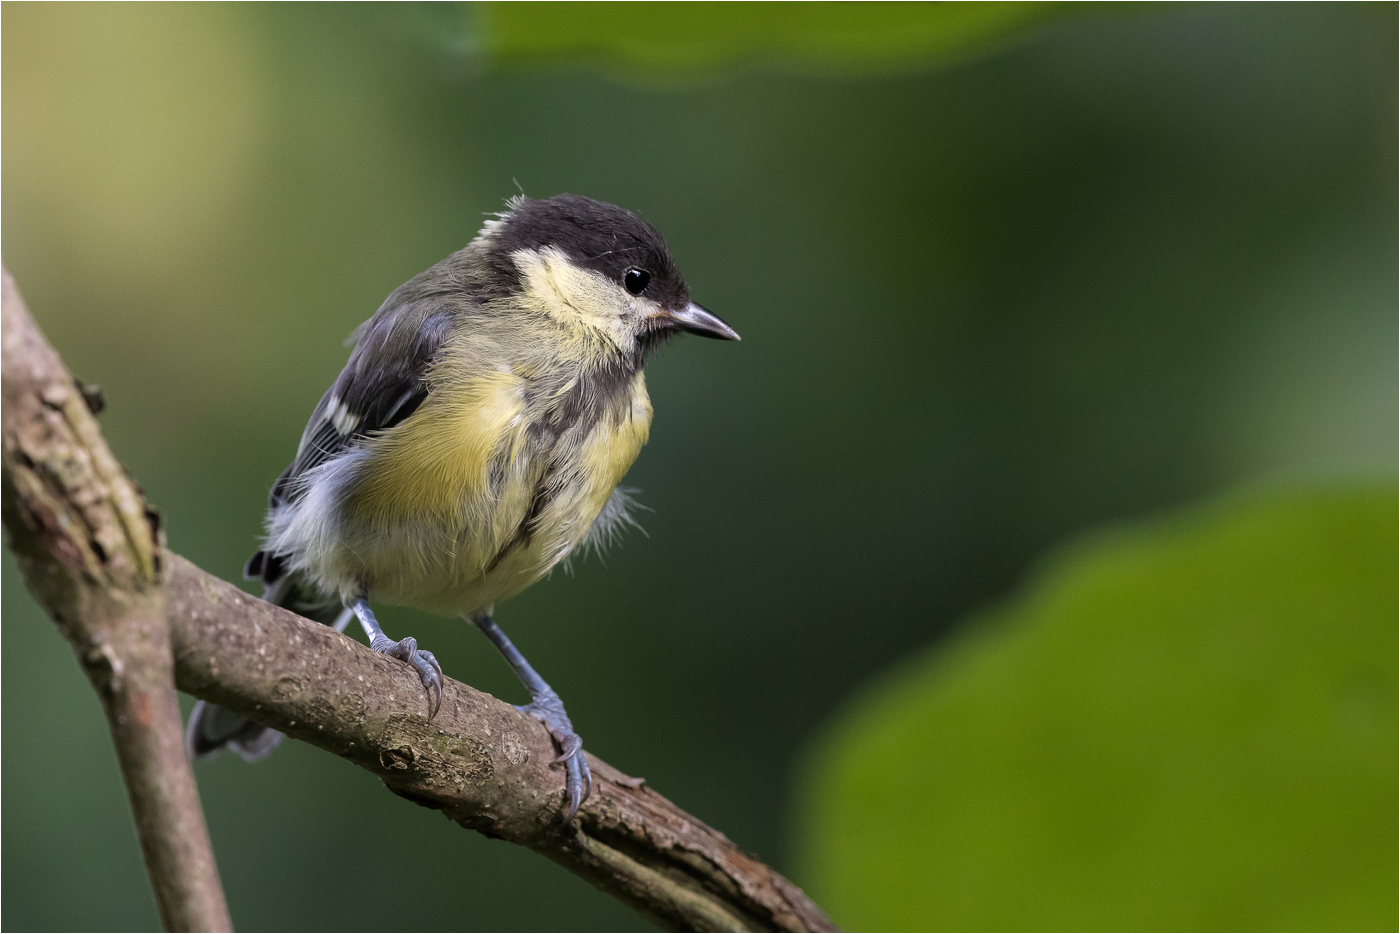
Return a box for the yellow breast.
[348,366,529,528]
[332,361,652,615]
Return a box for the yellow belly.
[324,370,653,616]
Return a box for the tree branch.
[2,267,837,933]
[166,553,834,932]
[1,269,232,932]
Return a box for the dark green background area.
[800,486,1398,930]
[2,3,1394,931]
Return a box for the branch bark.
[1,269,232,932]
[2,268,837,933]
[166,553,834,932]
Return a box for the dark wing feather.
[247,299,454,586]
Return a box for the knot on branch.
[2,384,163,594]
[82,639,126,696]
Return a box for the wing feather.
[249,299,454,586]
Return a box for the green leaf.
[797,486,1397,931]
[478,1,1085,79]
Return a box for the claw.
[552,732,583,764]
[562,750,592,823]
[373,636,443,720]
[413,649,444,719]
[516,690,592,822]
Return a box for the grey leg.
[473,613,592,822]
[352,598,443,718]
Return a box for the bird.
[185,193,739,820]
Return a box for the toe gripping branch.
[518,688,593,823]
[348,599,588,820]
[351,599,444,719]
[474,614,593,822]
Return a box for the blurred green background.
[2,3,1394,931]
[799,485,1396,930]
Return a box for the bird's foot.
[371,634,443,719]
[517,689,592,822]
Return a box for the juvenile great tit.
[185,194,739,819]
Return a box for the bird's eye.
[623,268,651,295]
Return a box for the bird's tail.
[185,554,349,762]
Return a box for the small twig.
[1,266,836,932]
[1,268,232,932]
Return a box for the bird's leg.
[471,613,592,822]
[351,598,443,719]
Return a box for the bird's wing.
[246,298,454,585]
[268,299,454,509]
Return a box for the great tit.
[185,194,739,819]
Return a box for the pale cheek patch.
[511,246,635,350]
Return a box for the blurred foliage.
[798,486,1397,930]
[479,1,1081,79]
[2,2,1395,931]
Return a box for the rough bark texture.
[166,556,834,932]
[2,267,836,932]
[1,269,233,932]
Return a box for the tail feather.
[186,698,286,762]
[185,559,348,762]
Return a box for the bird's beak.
[660,302,741,341]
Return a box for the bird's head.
[471,194,739,357]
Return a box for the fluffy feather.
[200,193,738,773]
[254,195,680,617]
